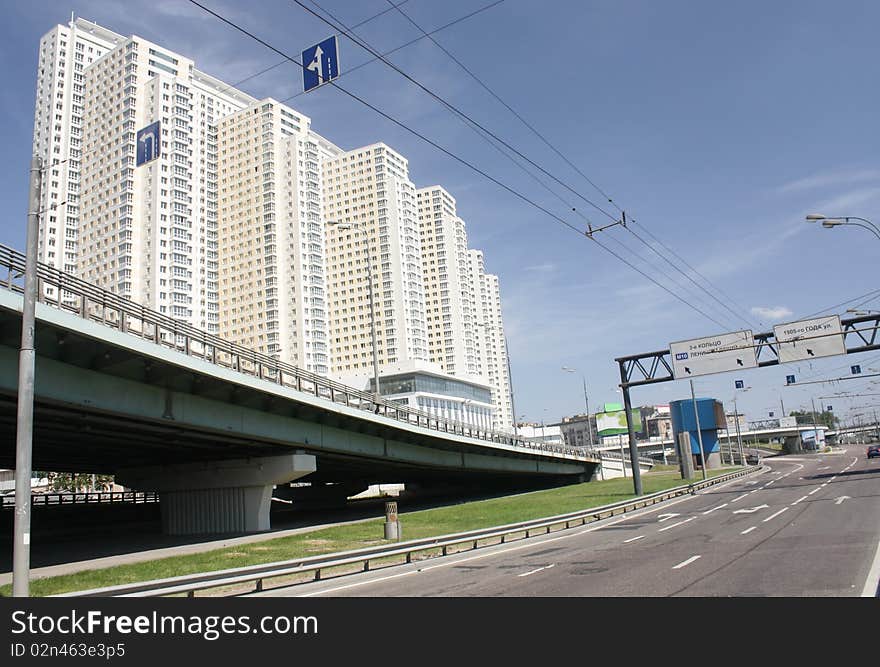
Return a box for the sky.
[1,0,878,429]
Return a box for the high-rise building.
[31,18,125,284]
[75,32,254,332]
[417,186,479,378]
[323,143,428,384]
[468,249,514,431]
[217,98,338,373]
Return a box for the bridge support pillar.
[116,453,316,535]
[783,435,803,455]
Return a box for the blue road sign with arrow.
[735,380,744,389]
[851,364,861,374]
[136,121,161,167]
[302,35,339,92]
[786,374,796,385]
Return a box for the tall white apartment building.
[75,32,254,332]
[467,249,514,431]
[217,98,339,374]
[31,18,125,278]
[323,143,428,385]
[417,186,478,377]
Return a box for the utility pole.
[582,376,594,449]
[690,379,707,480]
[13,155,42,597]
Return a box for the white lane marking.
[658,517,696,532]
[763,507,789,522]
[702,503,728,515]
[818,466,831,470]
[834,496,851,505]
[821,483,828,488]
[764,480,775,486]
[297,471,758,597]
[657,513,680,522]
[741,526,757,535]
[791,495,809,506]
[831,476,837,481]
[673,555,701,569]
[518,563,556,578]
[733,504,769,514]
[862,535,880,597]
[624,535,645,543]
[808,488,820,496]
[731,493,750,503]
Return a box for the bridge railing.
[0,245,584,460]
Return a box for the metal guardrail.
[0,244,584,460]
[1,491,158,510]
[59,466,760,598]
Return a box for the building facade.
[467,249,514,431]
[323,143,428,383]
[75,32,253,332]
[417,186,478,378]
[217,98,336,373]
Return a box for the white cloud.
[750,306,793,321]
[523,263,556,272]
[775,169,880,195]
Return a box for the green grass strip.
[2,467,739,597]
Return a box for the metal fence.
[0,244,584,460]
[1,491,159,510]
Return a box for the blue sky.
[2,0,879,427]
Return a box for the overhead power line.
[185,0,751,331]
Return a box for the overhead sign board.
[302,35,340,92]
[774,315,845,364]
[136,121,161,167]
[669,330,757,379]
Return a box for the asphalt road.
[251,443,880,597]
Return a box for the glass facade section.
[372,372,491,403]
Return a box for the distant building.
[555,413,596,449]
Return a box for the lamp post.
[562,366,594,449]
[805,214,880,241]
[326,221,381,404]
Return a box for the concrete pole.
[690,379,707,480]
[505,336,518,438]
[733,398,744,466]
[13,155,42,597]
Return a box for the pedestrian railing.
[58,466,760,598]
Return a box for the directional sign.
[136,121,161,167]
[786,374,796,385]
[735,379,744,389]
[302,35,340,92]
[827,405,833,412]
[774,315,845,364]
[669,330,757,379]
[852,364,861,375]
[769,411,775,417]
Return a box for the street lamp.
[805,214,880,241]
[326,220,381,404]
[562,366,594,449]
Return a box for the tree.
[789,410,838,430]
[37,472,115,493]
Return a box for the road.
[250,444,880,597]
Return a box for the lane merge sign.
[302,35,340,92]
[136,121,161,167]
[773,315,845,364]
[669,330,757,379]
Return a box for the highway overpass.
[0,246,595,534]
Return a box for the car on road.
[867,445,880,459]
